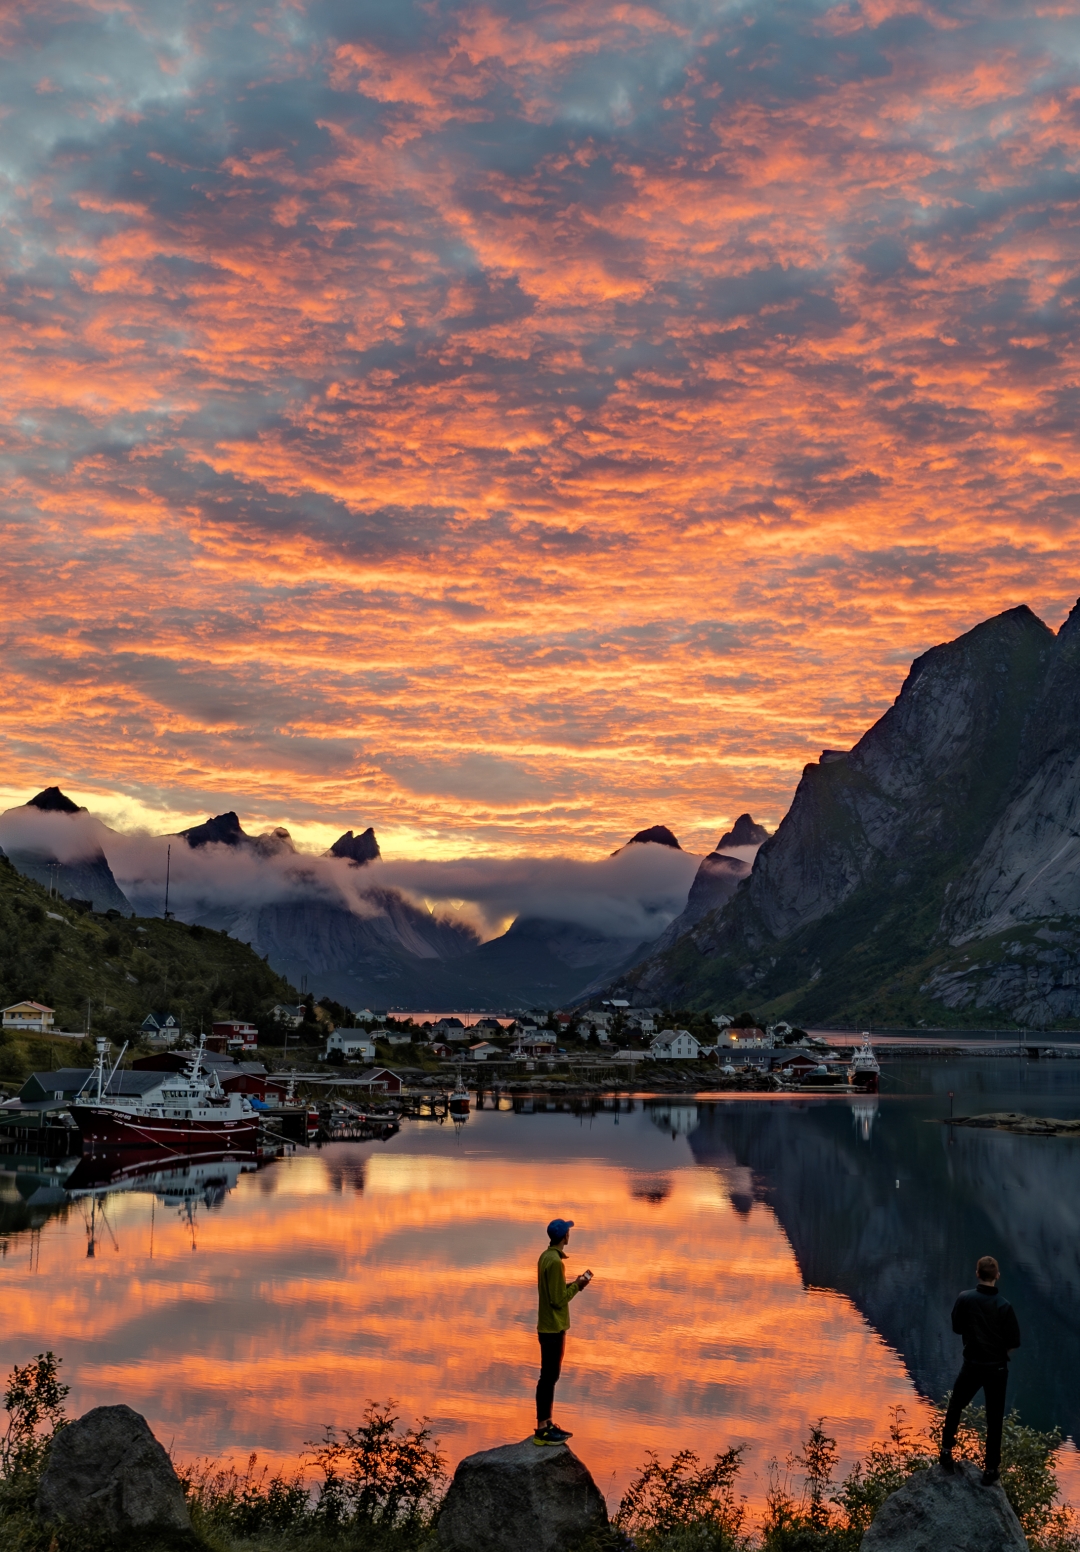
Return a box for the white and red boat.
[70,1037,260,1150]
[848,1035,881,1093]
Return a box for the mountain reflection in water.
[0,1063,1078,1508]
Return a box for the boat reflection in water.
[65,1148,261,1256]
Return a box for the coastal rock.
[37,1403,192,1536]
[437,1437,607,1552]
[860,1461,1026,1550]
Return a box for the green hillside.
[0,853,297,1083]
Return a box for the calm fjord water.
[3,1057,1080,1508]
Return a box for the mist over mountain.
[0,793,705,1009]
[0,789,133,913]
[619,602,1080,1026]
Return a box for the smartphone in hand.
[580,1269,594,1285]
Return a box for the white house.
[272,1003,305,1028]
[431,1017,468,1041]
[3,1001,55,1033]
[468,1041,501,1060]
[627,1014,656,1035]
[649,1029,700,1060]
[326,1031,377,1061]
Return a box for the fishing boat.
[849,1035,881,1093]
[448,1079,470,1112]
[69,1037,260,1150]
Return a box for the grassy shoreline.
[3,1356,1079,1552]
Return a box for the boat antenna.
[163,843,172,922]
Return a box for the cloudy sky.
[1,0,1077,859]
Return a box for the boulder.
[37,1404,192,1537]
[860,1461,1027,1551]
[438,1437,607,1552]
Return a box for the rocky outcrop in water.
[618,603,1080,1024]
[437,1438,606,1552]
[37,1404,192,1537]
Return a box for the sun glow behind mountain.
[1,0,1078,856]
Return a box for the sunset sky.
[2,0,1078,858]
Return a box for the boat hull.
[70,1105,260,1150]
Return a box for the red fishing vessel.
[69,1038,260,1150]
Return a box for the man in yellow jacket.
[534,1217,593,1445]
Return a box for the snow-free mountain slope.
[619,603,1080,1024]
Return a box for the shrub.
[309,1401,446,1534]
[615,1446,752,1551]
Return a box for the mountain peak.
[625,825,681,850]
[329,827,381,865]
[714,814,769,852]
[180,811,249,848]
[27,786,84,814]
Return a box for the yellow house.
[2,1001,55,1033]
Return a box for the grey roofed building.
[19,1068,167,1104]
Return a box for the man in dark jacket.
[939,1255,1021,1485]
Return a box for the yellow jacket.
[537,1244,578,1333]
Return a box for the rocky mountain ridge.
[0,791,720,1008]
[619,602,1080,1025]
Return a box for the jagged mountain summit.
[714,814,770,850]
[0,787,132,913]
[627,825,681,848]
[618,602,1080,1026]
[28,787,84,815]
[180,811,248,847]
[328,828,381,864]
[643,816,771,956]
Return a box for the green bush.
[3,1356,1078,1552]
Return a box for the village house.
[272,1003,305,1028]
[140,1011,181,1042]
[431,1017,467,1041]
[649,1029,700,1060]
[3,1001,55,1033]
[325,1030,376,1062]
[209,1019,258,1053]
[353,1067,403,1095]
[468,1040,501,1060]
[511,1031,557,1057]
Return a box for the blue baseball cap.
[547,1218,575,1241]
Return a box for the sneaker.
[533,1423,572,1445]
[981,1469,1000,1487]
[939,1453,956,1475]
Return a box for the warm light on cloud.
[0,0,1077,856]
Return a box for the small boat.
[69,1037,260,1150]
[849,1035,881,1093]
[448,1082,470,1112]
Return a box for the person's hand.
[577,1270,594,1290]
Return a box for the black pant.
[536,1332,565,1424]
[941,1362,1009,1472]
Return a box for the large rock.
[860,1461,1026,1551]
[37,1404,192,1536]
[438,1438,607,1552]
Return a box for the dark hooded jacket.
[951,1285,1021,1365]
